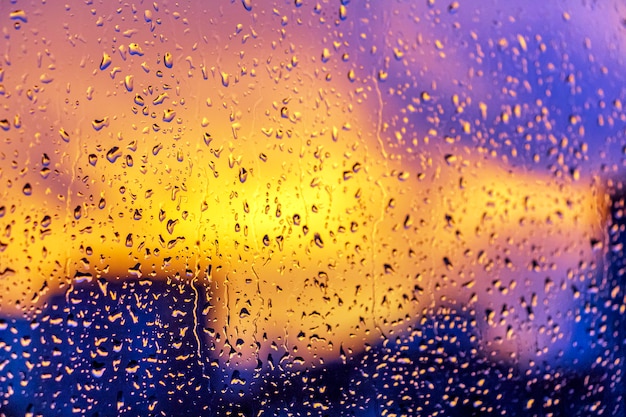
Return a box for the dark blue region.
[1,198,625,417]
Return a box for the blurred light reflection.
[0,1,624,415]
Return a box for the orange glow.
[0,1,609,371]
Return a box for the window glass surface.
[0,1,624,415]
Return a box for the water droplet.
[313,233,324,248]
[9,10,28,23]
[100,52,112,70]
[128,43,144,56]
[73,205,82,220]
[22,183,32,196]
[106,147,122,163]
[164,52,173,68]
[242,0,252,11]
[59,128,70,143]
[203,132,212,146]
[162,109,176,122]
[444,154,457,165]
[41,215,51,228]
[91,361,106,378]
[92,118,109,131]
[151,93,167,106]
[124,75,134,92]
[88,154,98,166]
[339,4,347,20]
[321,48,331,63]
[403,214,413,229]
[239,167,248,183]
[166,219,178,234]
[221,72,230,87]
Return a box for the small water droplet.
[403,214,413,229]
[124,75,134,92]
[92,118,109,131]
[23,183,32,196]
[164,52,173,68]
[91,361,106,378]
[167,219,178,234]
[59,128,70,143]
[128,43,144,56]
[162,109,176,122]
[203,132,212,146]
[276,235,284,251]
[41,215,51,228]
[313,233,324,248]
[339,4,347,20]
[239,167,248,183]
[321,48,330,63]
[9,10,28,23]
[221,72,230,87]
[444,154,457,165]
[100,52,112,70]
[106,147,122,163]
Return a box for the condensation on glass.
[0,0,624,415]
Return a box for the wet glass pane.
[0,0,624,415]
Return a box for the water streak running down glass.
[0,1,624,415]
